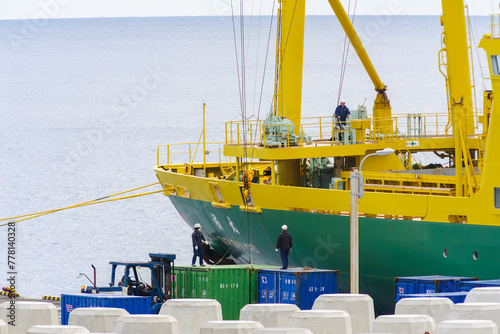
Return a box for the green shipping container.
[172,265,279,320]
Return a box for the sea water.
[0,15,490,298]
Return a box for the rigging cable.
[467,0,487,91]
[231,0,244,126]
[240,0,252,264]
[252,0,277,154]
[251,0,263,119]
[213,0,280,265]
[337,0,358,105]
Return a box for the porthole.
[473,251,479,260]
[443,249,448,258]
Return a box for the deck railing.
[157,112,482,166]
[492,14,500,38]
[225,113,478,147]
[156,142,233,167]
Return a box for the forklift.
[82,253,175,314]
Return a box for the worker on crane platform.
[334,99,350,142]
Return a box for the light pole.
[350,148,395,293]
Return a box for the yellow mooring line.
[0,182,163,227]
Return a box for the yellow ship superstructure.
[155,0,500,313]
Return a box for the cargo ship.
[154,0,500,314]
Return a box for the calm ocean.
[0,15,490,297]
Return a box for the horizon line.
[0,13,492,21]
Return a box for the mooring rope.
[0,182,162,226]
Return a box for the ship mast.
[440,0,476,197]
[274,0,306,135]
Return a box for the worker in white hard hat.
[334,99,350,142]
[275,224,292,269]
[191,223,209,266]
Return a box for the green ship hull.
[169,195,500,314]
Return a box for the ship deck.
[223,135,478,160]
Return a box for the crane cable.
[253,0,277,154]
[0,182,163,226]
[467,0,487,91]
[337,0,358,105]
[214,0,280,265]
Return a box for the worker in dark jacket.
[192,223,208,266]
[276,224,292,269]
[334,99,350,142]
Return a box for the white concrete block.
[395,297,453,324]
[312,293,374,333]
[0,301,58,334]
[287,310,352,334]
[240,304,300,328]
[112,314,179,334]
[446,302,500,328]
[435,320,498,334]
[68,307,129,333]
[372,314,436,334]
[27,325,90,333]
[200,320,264,334]
[252,328,313,334]
[465,288,500,303]
[160,298,222,334]
[0,319,9,334]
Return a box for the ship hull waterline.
[167,195,500,314]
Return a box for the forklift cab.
[109,253,175,313]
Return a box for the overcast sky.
[0,0,494,20]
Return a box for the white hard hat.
[340,99,345,104]
[281,225,288,230]
[194,223,201,229]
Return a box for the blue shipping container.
[395,275,478,295]
[61,294,151,325]
[258,268,339,310]
[396,291,468,304]
[459,279,500,292]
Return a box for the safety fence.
[224,113,479,147]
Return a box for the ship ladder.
[474,134,486,175]
[396,149,422,170]
[438,31,452,136]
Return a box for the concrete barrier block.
[287,310,352,334]
[396,297,453,324]
[465,288,500,303]
[160,298,222,334]
[0,301,58,334]
[112,314,179,334]
[27,325,90,333]
[0,319,9,334]
[312,293,374,333]
[68,307,129,333]
[252,328,313,334]
[240,304,300,328]
[446,302,500,328]
[373,314,436,334]
[436,320,498,334]
[200,320,263,334]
